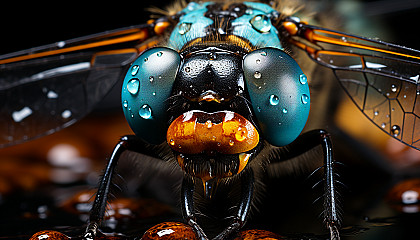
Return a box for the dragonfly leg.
[83,135,158,240]
[271,129,341,239]
[182,175,209,240]
[182,169,254,240]
[212,168,254,240]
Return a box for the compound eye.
[122,47,181,144]
[243,47,310,146]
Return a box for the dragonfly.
[1,0,420,239]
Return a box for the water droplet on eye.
[139,104,152,119]
[250,14,271,33]
[299,74,307,84]
[391,125,401,137]
[254,71,262,79]
[169,139,175,146]
[260,51,267,56]
[245,9,253,15]
[301,94,309,104]
[229,140,234,146]
[127,79,140,95]
[269,94,279,105]
[185,66,191,72]
[144,57,148,62]
[256,59,261,64]
[374,110,379,116]
[381,123,386,128]
[123,100,128,108]
[178,22,192,35]
[157,51,163,57]
[131,65,139,76]
[391,84,397,92]
[282,108,288,114]
[149,76,154,82]
[152,92,156,96]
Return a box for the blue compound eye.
[122,47,181,144]
[243,47,310,146]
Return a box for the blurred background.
[1,0,420,239]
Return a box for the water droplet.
[61,110,72,119]
[157,51,163,57]
[178,22,192,35]
[381,123,386,128]
[269,94,279,105]
[12,107,32,122]
[149,76,154,82]
[127,79,140,95]
[123,100,128,108]
[341,37,347,42]
[205,120,213,128]
[256,59,261,64]
[417,90,420,95]
[245,9,253,15]
[374,110,379,116]
[152,92,156,96]
[254,71,262,79]
[144,57,148,62]
[57,41,65,48]
[299,74,307,84]
[185,66,191,72]
[257,106,262,112]
[260,51,267,56]
[301,94,309,104]
[250,14,271,33]
[169,139,175,146]
[391,125,401,137]
[139,104,152,119]
[229,140,234,146]
[235,127,247,142]
[282,108,288,114]
[391,84,397,92]
[131,65,139,76]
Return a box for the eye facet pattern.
[243,47,310,146]
[122,47,181,144]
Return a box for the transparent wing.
[283,19,420,150]
[0,24,155,148]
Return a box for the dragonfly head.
[121,46,310,180]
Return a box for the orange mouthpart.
[167,111,259,154]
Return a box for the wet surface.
[0,112,419,240]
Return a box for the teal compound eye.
[243,47,310,147]
[122,47,181,144]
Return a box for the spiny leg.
[181,169,255,240]
[84,135,161,240]
[270,129,341,239]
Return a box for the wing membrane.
[286,21,420,150]
[0,24,153,147]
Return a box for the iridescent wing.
[0,23,164,148]
[282,18,420,150]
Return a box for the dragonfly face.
[121,1,310,185]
